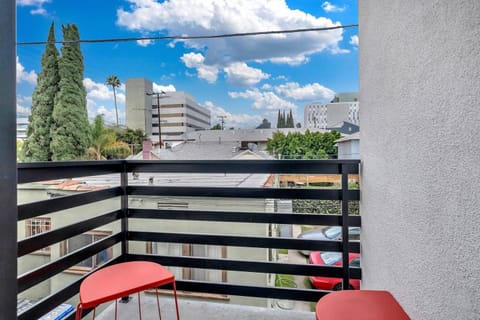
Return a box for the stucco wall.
[359,1,480,319]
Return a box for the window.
[61,231,112,272]
[25,217,51,253]
[147,243,226,282]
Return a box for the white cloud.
[17,0,51,15]
[136,39,154,47]
[117,0,348,81]
[17,96,32,115]
[203,101,263,128]
[229,88,296,110]
[321,1,347,13]
[153,82,177,93]
[180,52,219,83]
[83,78,127,124]
[274,82,335,101]
[83,78,127,105]
[16,57,37,84]
[84,78,113,100]
[350,35,359,47]
[223,62,270,86]
[17,103,31,115]
[269,55,309,66]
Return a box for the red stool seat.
[316,290,409,320]
[75,261,180,320]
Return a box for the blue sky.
[16,0,358,128]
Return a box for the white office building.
[304,92,359,129]
[126,78,211,145]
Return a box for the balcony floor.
[95,294,315,320]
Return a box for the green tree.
[23,22,60,161]
[89,115,132,160]
[266,130,341,159]
[50,24,91,160]
[115,127,145,155]
[89,115,116,160]
[277,110,287,128]
[106,75,121,127]
[276,110,282,128]
[287,110,294,128]
[211,123,222,130]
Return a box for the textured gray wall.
[125,78,153,135]
[359,1,480,319]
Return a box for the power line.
[16,24,358,46]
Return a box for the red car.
[309,251,361,291]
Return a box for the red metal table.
[316,290,410,320]
[75,261,180,320]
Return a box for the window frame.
[25,217,51,255]
[60,230,112,274]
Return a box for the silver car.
[297,226,361,256]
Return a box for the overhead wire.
[17,24,358,46]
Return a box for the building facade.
[304,93,359,130]
[17,113,29,140]
[125,78,211,145]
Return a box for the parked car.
[309,251,361,290]
[297,226,361,256]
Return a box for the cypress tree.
[23,22,59,161]
[287,109,294,128]
[50,24,91,160]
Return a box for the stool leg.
[173,281,180,320]
[155,287,162,320]
[75,304,82,320]
[92,307,96,319]
[138,292,142,320]
[115,299,118,320]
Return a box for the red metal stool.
[75,261,180,320]
[316,290,410,320]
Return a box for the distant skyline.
[16,0,358,128]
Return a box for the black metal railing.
[17,159,360,319]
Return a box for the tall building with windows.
[125,78,211,145]
[17,113,29,140]
[304,92,359,130]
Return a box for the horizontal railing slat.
[18,187,123,221]
[18,211,122,257]
[174,279,328,302]
[18,161,124,184]
[128,208,361,226]
[126,159,359,174]
[128,185,360,201]
[128,231,360,253]
[18,233,122,293]
[128,254,361,279]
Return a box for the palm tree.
[106,75,121,127]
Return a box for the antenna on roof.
[218,115,226,130]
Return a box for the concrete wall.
[360,1,480,319]
[126,78,153,135]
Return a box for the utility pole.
[146,90,166,148]
[218,115,226,130]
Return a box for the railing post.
[341,163,350,290]
[0,0,17,318]
[121,161,129,261]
